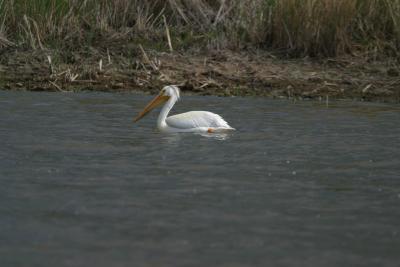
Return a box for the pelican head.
[134,85,180,122]
[163,85,180,99]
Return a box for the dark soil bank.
[1,48,400,102]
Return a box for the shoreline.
[1,48,399,103]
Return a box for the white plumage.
[134,85,235,133]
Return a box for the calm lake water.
[1,91,400,267]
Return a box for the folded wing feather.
[166,111,231,129]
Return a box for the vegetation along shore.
[1,0,400,102]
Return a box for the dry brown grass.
[1,0,400,58]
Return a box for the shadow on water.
[160,132,233,145]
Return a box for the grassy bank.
[1,1,400,101]
[1,0,400,58]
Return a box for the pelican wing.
[166,111,232,129]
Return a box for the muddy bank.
[1,47,400,102]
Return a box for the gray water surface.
[1,91,400,267]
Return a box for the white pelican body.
[134,85,235,133]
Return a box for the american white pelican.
[134,85,235,133]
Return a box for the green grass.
[1,0,400,58]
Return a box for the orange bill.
[133,94,170,122]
